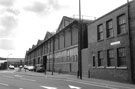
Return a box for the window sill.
[92,67,96,68]
[97,39,104,42]
[106,36,114,40]
[97,66,104,68]
[106,66,115,69]
[117,33,128,37]
[116,67,127,69]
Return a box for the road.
[0,70,135,89]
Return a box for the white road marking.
[19,88,23,89]
[0,83,8,86]
[69,85,81,89]
[3,75,14,79]
[66,80,118,89]
[40,86,57,89]
[20,78,36,81]
[14,75,22,77]
[0,70,14,73]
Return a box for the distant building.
[0,57,7,70]
[7,58,24,67]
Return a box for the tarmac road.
[0,69,135,89]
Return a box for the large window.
[97,24,104,40]
[117,47,126,67]
[98,51,104,66]
[107,19,114,38]
[117,14,126,35]
[107,49,115,66]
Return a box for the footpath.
[16,69,135,89]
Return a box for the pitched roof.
[56,16,74,33]
[37,39,43,45]
[44,31,55,40]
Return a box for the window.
[107,49,115,66]
[97,24,104,40]
[98,51,104,66]
[107,19,114,38]
[117,14,126,35]
[92,55,96,67]
[117,47,126,67]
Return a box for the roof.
[44,31,55,41]
[56,16,74,33]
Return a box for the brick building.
[25,1,135,84]
[88,1,135,83]
[25,16,90,74]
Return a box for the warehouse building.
[25,16,90,75]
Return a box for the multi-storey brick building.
[88,1,135,83]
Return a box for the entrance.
[43,56,47,73]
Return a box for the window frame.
[106,19,114,38]
[117,14,126,35]
[98,50,104,67]
[117,47,126,67]
[107,49,115,67]
[97,24,104,41]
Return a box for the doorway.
[43,56,47,71]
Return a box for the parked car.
[35,64,44,72]
[27,65,34,71]
[9,65,15,69]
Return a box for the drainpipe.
[127,0,134,84]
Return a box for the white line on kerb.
[0,83,8,86]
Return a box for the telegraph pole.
[78,0,82,79]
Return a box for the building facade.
[88,1,135,83]
[25,16,89,74]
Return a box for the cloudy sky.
[0,0,129,58]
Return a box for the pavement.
[15,69,135,89]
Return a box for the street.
[0,70,135,89]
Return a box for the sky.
[0,0,130,58]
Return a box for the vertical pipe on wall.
[52,37,55,75]
[127,0,134,83]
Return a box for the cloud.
[0,39,15,50]
[48,0,62,10]
[0,15,18,38]
[24,0,66,15]
[24,1,48,13]
[0,0,15,7]
[6,8,20,16]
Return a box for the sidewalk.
[16,70,135,89]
